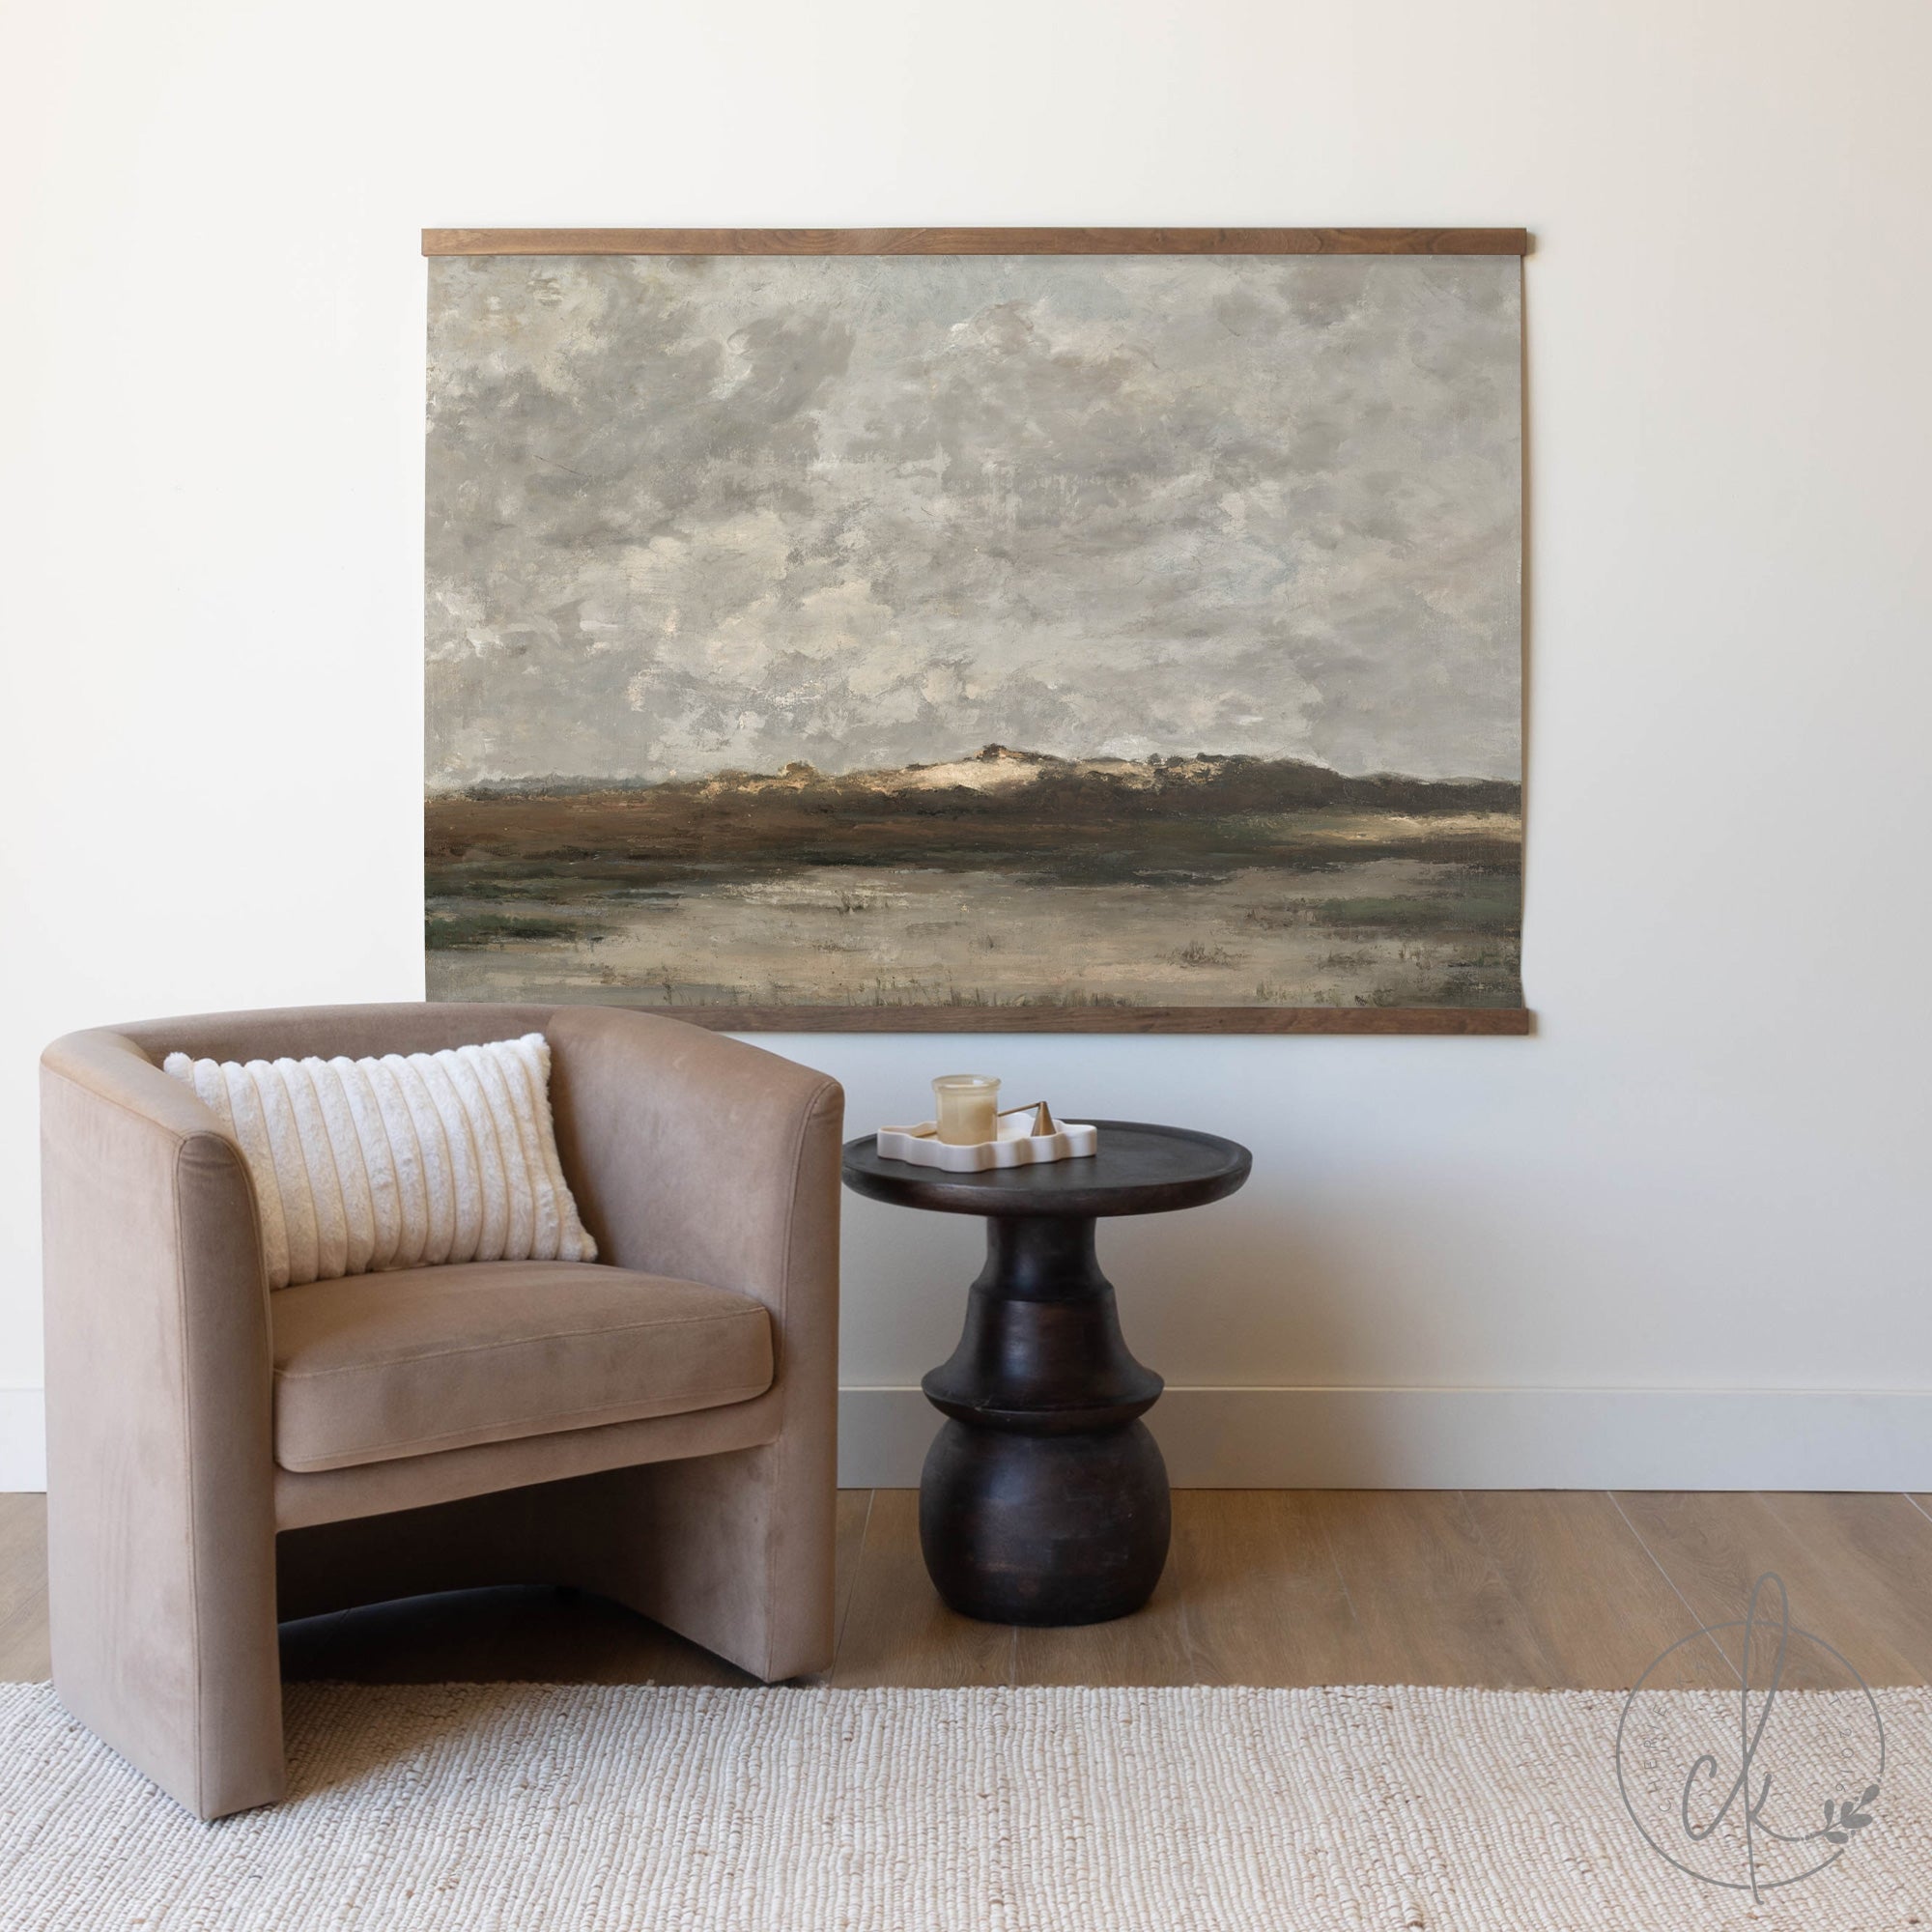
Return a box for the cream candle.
[931,1074,1001,1145]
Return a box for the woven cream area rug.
[1,1681,1927,1930]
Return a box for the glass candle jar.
[932,1074,1001,1146]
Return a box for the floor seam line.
[1455,1490,1566,1689]
[830,1489,875,1686]
[1606,1491,1743,1688]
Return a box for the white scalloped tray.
[876,1109,1099,1172]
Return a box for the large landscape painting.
[425,241,1524,1028]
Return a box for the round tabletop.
[840,1120,1251,1219]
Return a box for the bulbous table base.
[920,1417,1172,1625]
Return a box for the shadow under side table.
[841,1121,1251,1626]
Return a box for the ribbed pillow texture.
[162,1033,596,1290]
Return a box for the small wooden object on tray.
[876,1102,1098,1172]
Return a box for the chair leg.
[557,1443,837,1682]
[49,1491,284,1821]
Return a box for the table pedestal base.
[919,1419,1170,1625]
[917,1216,1170,1626]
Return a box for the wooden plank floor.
[3,1491,1929,1690]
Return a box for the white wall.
[4,0,1929,1489]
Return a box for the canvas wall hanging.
[423,228,1528,1034]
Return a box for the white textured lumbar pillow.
[162,1034,596,1290]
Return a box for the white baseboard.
[837,1385,1932,1490]
[7,1385,1924,1494]
[0,1390,44,1492]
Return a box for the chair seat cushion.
[270,1260,774,1473]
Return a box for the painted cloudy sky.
[426,253,1520,790]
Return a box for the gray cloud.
[426,252,1520,788]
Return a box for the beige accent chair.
[40,1004,842,1820]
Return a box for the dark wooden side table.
[840,1122,1251,1627]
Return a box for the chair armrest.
[40,1028,272,1393]
[548,1009,845,1683]
[40,1028,279,1813]
[44,1025,242,1142]
[545,1009,844,1350]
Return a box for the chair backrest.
[111,1002,560,1067]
